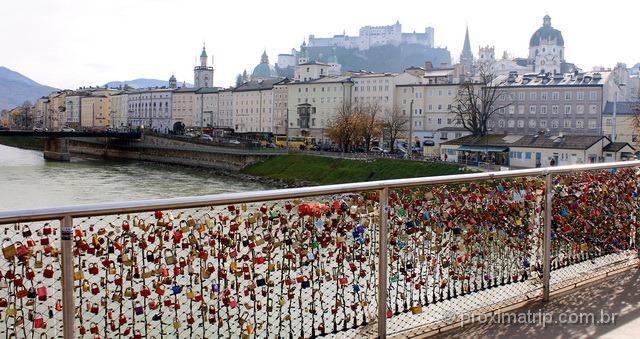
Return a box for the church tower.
[194,44,214,88]
[298,41,309,65]
[528,15,565,74]
[459,26,474,74]
[168,74,177,89]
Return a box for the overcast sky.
[1,0,638,89]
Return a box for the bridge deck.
[0,130,142,138]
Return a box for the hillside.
[308,44,451,73]
[105,78,193,89]
[0,67,57,110]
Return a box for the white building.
[127,89,173,132]
[233,78,286,133]
[308,21,434,51]
[440,134,633,168]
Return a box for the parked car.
[0,125,8,131]
[33,126,47,132]
[226,139,241,145]
[394,148,409,159]
[370,147,388,154]
[200,134,213,141]
[61,127,75,132]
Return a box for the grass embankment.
[242,154,463,185]
[0,136,44,151]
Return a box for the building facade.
[194,87,221,128]
[110,92,128,129]
[287,76,354,140]
[80,96,111,127]
[127,89,173,131]
[489,71,612,136]
[272,82,289,135]
[233,78,287,133]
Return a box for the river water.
[0,144,268,211]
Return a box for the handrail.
[1,160,638,224]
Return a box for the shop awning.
[456,145,508,152]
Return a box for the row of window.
[297,86,341,93]
[500,91,598,101]
[354,85,390,92]
[501,104,599,115]
[495,119,598,129]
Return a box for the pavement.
[432,268,640,339]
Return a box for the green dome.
[252,63,277,79]
[251,51,277,79]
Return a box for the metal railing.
[0,160,639,338]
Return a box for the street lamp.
[612,82,626,142]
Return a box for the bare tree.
[451,64,512,136]
[358,102,384,151]
[327,102,361,152]
[382,105,408,152]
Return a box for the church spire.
[460,26,474,74]
[462,26,471,55]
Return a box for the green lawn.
[242,154,464,185]
[0,136,44,150]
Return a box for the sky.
[1,0,638,90]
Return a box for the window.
[508,120,515,128]
[529,105,536,114]
[589,91,597,100]
[588,119,597,129]
[589,105,597,114]
[551,105,559,114]
[525,152,532,160]
[551,120,559,128]
[552,92,560,100]
[540,105,547,114]
[564,105,572,114]
[437,118,442,125]
[605,118,612,126]
[563,120,571,128]
[540,120,547,128]
[518,105,525,114]
[564,92,572,100]
[498,120,505,128]
[518,92,525,100]
[576,120,584,129]
[529,119,536,128]
[540,92,548,100]
[577,92,584,100]
[529,92,537,100]
[517,120,524,128]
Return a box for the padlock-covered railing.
[1,160,639,339]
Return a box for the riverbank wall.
[68,135,285,171]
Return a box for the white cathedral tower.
[194,44,214,88]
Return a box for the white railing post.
[543,173,552,301]
[61,215,75,339]
[377,187,389,338]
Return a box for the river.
[0,144,269,211]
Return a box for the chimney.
[424,61,434,70]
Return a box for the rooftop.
[443,134,609,150]
[234,78,287,92]
[494,71,611,87]
[603,101,638,115]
